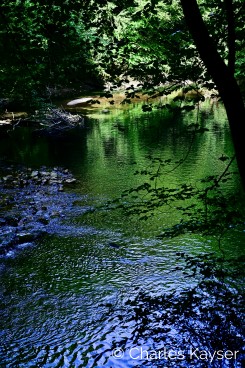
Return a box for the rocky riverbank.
[0,165,91,258]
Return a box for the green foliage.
[109,0,244,97]
[89,0,245,91]
[0,0,104,107]
[0,0,244,106]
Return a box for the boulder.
[67,97,92,106]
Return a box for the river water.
[0,99,244,367]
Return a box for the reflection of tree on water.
[106,253,244,367]
[99,105,245,366]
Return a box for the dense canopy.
[1,0,244,185]
[0,0,244,99]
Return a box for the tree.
[0,0,104,106]
[104,0,245,187]
[179,0,245,189]
[1,0,244,192]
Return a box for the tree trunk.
[180,0,245,190]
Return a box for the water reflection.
[0,99,244,367]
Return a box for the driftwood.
[33,107,84,137]
[67,97,93,106]
[0,107,85,137]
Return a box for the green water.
[0,99,244,367]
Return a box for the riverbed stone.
[65,178,76,184]
[4,216,19,227]
[0,218,7,225]
[17,232,35,243]
[16,242,34,249]
[3,175,14,181]
[0,165,79,256]
[50,211,60,218]
[31,170,39,177]
[38,217,49,225]
[50,171,58,179]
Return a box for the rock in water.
[31,170,39,178]
[109,242,120,249]
[67,98,92,106]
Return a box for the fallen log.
[67,97,93,106]
[33,107,84,137]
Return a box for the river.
[0,98,244,367]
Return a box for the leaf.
[219,155,229,162]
